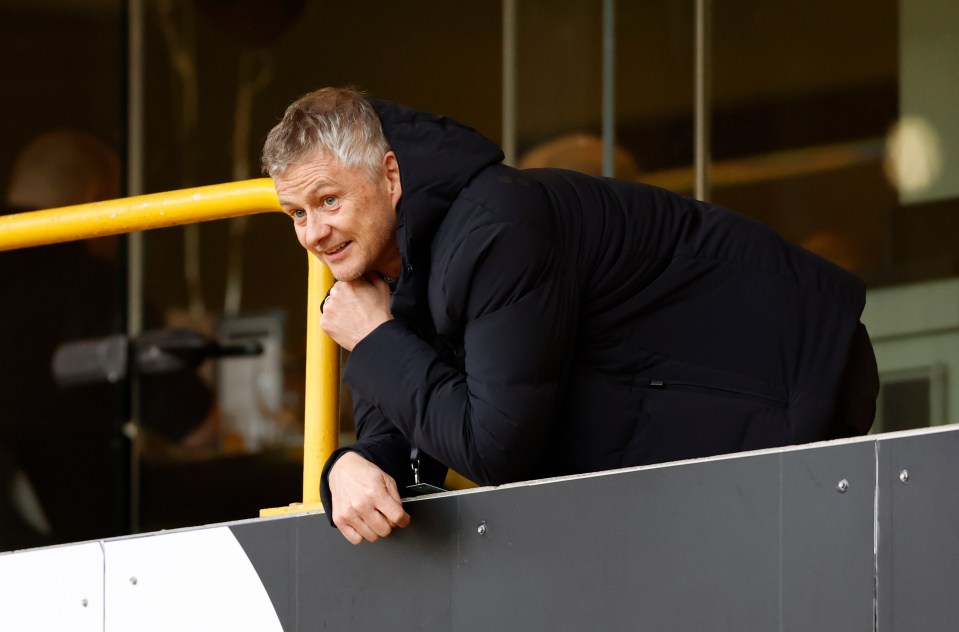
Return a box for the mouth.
[323,241,351,257]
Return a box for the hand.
[328,451,410,544]
[320,275,393,352]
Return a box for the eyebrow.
[279,177,337,208]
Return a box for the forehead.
[273,149,375,206]
[276,149,339,188]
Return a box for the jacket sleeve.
[342,219,577,486]
[319,395,448,525]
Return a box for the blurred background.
[0,0,956,551]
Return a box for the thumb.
[365,273,392,292]
[383,502,411,528]
[382,477,410,527]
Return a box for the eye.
[289,209,306,221]
[322,195,337,208]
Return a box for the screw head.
[129,576,138,585]
[81,599,89,608]
[899,469,910,484]
[476,522,487,536]
[837,479,849,493]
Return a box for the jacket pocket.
[621,373,789,467]
[637,376,787,407]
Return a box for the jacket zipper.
[644,377,786,406]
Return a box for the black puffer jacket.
[320,100,877,508]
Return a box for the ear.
[383,151,402,209]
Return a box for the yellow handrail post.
[261,253,339,516]
[301,254,340,505]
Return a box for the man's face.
[275,149,403,281]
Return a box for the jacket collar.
[367,98,504,264]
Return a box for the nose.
[304,211,332,250]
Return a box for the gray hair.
[261,87,391,180]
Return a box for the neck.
[379,251,403,280]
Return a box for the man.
[262,88,878,545]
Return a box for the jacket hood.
[367,99,504,259]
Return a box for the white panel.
[0,543,104,632]
[104,526,282,632]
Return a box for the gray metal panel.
[452,455,783,632]
[230,518,298,631]
[781,440,877,632]
[223,428,959,631]
[877,429,959,631]
[234,500,460,632]
[294,495,459,632]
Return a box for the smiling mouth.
[324,241,351,256]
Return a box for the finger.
[378,500,410,529]
[338,523,364,546]
[376,488,410,528]
[337,278,362,291]
[346,517,382,544]
[369,274,392,293]
[365,509,396,538]
[333,497,381,542]
[320,283,335,313]
[362,271,384,286]
[383,478,410,524]
[388,507,411,529]
[319,313,333,335]
[384,475,403,501]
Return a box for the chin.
[330,264,366,282]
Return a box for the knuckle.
[385,507,404,523]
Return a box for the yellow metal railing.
[0,178,338,516]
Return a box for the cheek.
[366,200,396,238]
